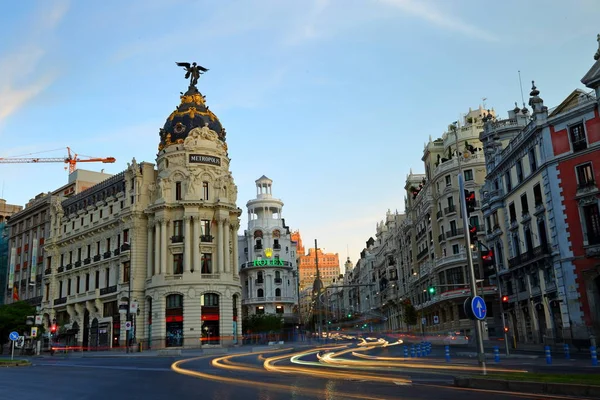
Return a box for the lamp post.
[452,124,487,373]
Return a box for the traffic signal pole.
[454,126,487,374]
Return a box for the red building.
[550,40,600,337]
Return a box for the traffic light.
[50,324,57,334]
[503,326,509,333]
[427,286,436,295]
[501,295,509,311]
[464,190,476,217]
[347,313,352,318]
[482,249,495,269]
[468,224,478,244]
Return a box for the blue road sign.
[9,331,19,341]
[471,296,487,320]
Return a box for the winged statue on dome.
[176,62,209,87]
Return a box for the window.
[464,169,473,181]
[45,283,50,301]
[275,288,281,297]
[469,216,479,230]
[87,244,91,258]
[452,244,459,254]
[509,203,516,222]
[106,238,111,253]
[521,194,529,215]
[449,220,457,235]
[60,254,64,267]
[175,181,182,200]
[275,305,284,314]
[201,253,212,274]
[67,279,71,296]
[202,182,209,200]
[256,306,265,315]
[76,276,81,294]
[257,271,264,283]
[166,294,183,309]
[257,288,264,298]
[123,261,130,282]
[533,183,543,206]
[173,254,183,274]
[173,220,183,237]
[105,268,110,288]
[85,273,90,291]
[95,270,100,289]
[78,247,82,261]
[203,293,219,306]
[505,171,512,192]
[516,160,523,183]
[123,229,129,244]
[529,148,537,172]
[59,281,63,298]
[569,122,587,152]
[576,163,595,189]
[583,203,600,245]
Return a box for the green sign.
[252,259,284,267]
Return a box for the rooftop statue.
[176,62,209,87]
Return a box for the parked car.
[442,331,469,345]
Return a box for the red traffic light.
[50,324,57,333]
[502,295,509,303]
[503,326,509,333]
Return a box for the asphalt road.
[0,344,595,400]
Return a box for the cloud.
[0,1,69,127]
[377,0,499,42]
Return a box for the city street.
[1,342,597,400]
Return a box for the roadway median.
[0,359,31,367]
[455,372,600,398]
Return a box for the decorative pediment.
[549,89,591,117]
[183,126,226,153]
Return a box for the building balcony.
[121,243,130,252]
[274,278,282,284]
[54,297,67,306]
[99,285,118,296]
[435,251,467,270]
[255,279,264,285]
[66,264,73,271]
[444,205,456,215]
[113,248,121,256]
[58,266,64,273]
[44,268,51,275]
[84,257,91,265]
[242,296,296,305]
[74,260,82,268]
[436,210,443,220]
[416,247,429,261]
[200,235,213,243]
[93,254,101,262]
[103,251,112,259]
[171,235,184,243]
[508,244,551,269]
[254,245,263,251]
[438,233,445,243]
[445,228,464,240]
[273,244,281,250]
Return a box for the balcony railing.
[74,261,82,268]
[438,233,445,242]
[66,264,73,271]
[54,297,67,306]
[255,279,264,284]
[273,244,281,250]
[254,245,263,250]
[436,210,443,219]
[444,205,456,215]
[200,235,213,243]
[84,257,91,265]
[99,285,118,295]
[572,138,588,152]
[58,266,64,273]
[577,180,597,190]
[114,248,120,256]
[44,268,51,275]
[103,251,112,259]
[121,243,130,251]
[508,244,551,268]
[93,254,101,262]
[416,247,429,260]
[171,235,184,243]
[445,228,464,239]
[274,278,282,284]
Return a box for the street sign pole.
[11,340,14,361]
[458,170,487,375]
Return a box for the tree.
[0,301,37,351]
[402,303,418,328]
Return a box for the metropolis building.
[238,176,299,325]
[32,71,242,349]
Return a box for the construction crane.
[0,147,116,174]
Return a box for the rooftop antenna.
[518,70,526,107]
[482,97,487,110]
[346,244,349,259]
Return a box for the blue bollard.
[426,342,430,356]
[417,344,422,357]
[493,346,500,363]
[564,343,570,360]
[445,345,450,362]
[545,345,552,365]
[403,345,409,359]
[591,346,598,367]
[411,345,415,358]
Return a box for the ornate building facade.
[31,71,242,349]
[238,176,299,325]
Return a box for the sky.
[1,0,599,264]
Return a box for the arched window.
[166,294,183,309]
[275,271,280,279]
[203,293,219,307]
[275,288,281,297]
[257,289,264,298]
[257,271,263,283]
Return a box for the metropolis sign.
[189,154,221,166]
[253,259,285,267]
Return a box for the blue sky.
[1,0,598,263]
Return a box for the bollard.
[591,346,598,367]
[564,343,570,360]
[545,345,552,365]
[445,345,450,362]
[493,346,500,363]
[426,342,431,356]
[417,344,422,357]
[410,344,415,358]
[403,345,409,359]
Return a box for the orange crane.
[0,147,116,174]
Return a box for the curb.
[455,377,600,398]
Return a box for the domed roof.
[159,85,226,151]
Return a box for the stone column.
[232,223,239,276]
[160,220,168,275]
[217,218,225,274]
[224,219,230,274]
[154,222,160,275]
[147,224,153,278]
[184,216,191,273]
[193,217,200,274]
